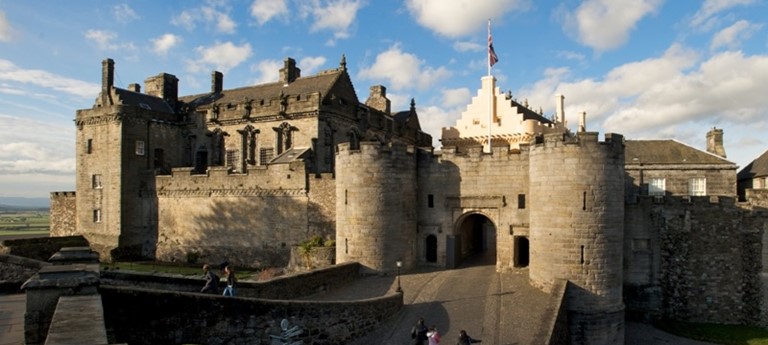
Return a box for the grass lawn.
[0,212,49,232]
[659,320,768,345]
[102,261,262,279]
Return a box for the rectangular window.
[86,139,93,154]
[648,178,665,196]
[428,194,434,208]
[135,140,145,156]
[688,177,706,196]
[260,148,274,165]
[92,174,102,189]
[93,209,102,223]
[517,194,526,209]
[226,149,237,170]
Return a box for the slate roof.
[509,99,554,125]
[624,140,734,165]
[179,69,344,108]
[738,149,768,180]
[114,88,174,113]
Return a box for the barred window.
[225,150,237,170]
[260,148,274,165]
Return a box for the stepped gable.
[625,139,735,165]
[738,149,768,181]
[112,87,174,113]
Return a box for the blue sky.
[1,0,767,198]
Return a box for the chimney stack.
[211,71,223,94]
[365,85,391,114]
[101,59,114,105]
[556,94,565,124]
[144,73,179,109]
[128,83,141,93]
[279,58,301,85]
[579,111,586,132]
[706,127,727,158]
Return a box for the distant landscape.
[0,197,50,210]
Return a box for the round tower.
[335,141,418,272]
[529,132,625,344]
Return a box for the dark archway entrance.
[426,235,437,263]
[454,213,496,266]
[514,236,529,267]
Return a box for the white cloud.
[299,56,327,75]
[84,29,137,52]
[710,20,762,50]
[151,34,182,57]
[172,4,237,34]
[559,0,662,53]
[0,10,14,42]
[358,44,451,90]
[690,0,756,30]
[0,114,75,175]
[453,41,483,53]
[186,42,252,74]
[405,0,530,37]
[0,59,99,98]
[249,59,282,84]
[441,88,471,108]
[250,0,289,25]
[517,44,768,141]
[299,0,364,40]
[113,4,140,24]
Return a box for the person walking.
[410,317,429,345]
[222,265,237,297]
[201,264,220,294]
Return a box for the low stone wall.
[100,285,403,345]
[0,254,49,292]
[0,236,88,262]
[533,279,569,345]
[101,261,360,299]
[287,245,335,272]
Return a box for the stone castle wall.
[152,162,321,268]
[529,132,625,344]
[417,144,531,270]
[335,142,418,272]
[49,192,76,236]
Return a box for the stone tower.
[529,132,626,345]
[706,127,726,158]
[334,142,419,272]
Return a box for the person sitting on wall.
[201,264,220,294]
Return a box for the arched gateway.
[449,212,496,267]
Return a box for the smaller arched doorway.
[426,235,437,263]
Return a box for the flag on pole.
[488,20,499,67]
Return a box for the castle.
[49,57,768,344]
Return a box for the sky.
[1,0,767,198]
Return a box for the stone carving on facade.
[238,124,259,166]
[209,128,228,166]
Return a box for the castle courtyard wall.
[153,163,316,268]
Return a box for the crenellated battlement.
[337,141,420,157]
[155,163,307,196]
[50,191,76,197]
[533,131,624,151]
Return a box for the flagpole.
[487,19,492,153]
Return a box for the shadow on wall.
[153,186,333,270]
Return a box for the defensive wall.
[625,195,766,326]
[49,192,76,237]
[335,141,420,272]
[151,162,336,268]
[529,132,626,344]
[418,144,531,271]
[21,249,402,345]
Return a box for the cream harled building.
[441,76,572,151]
